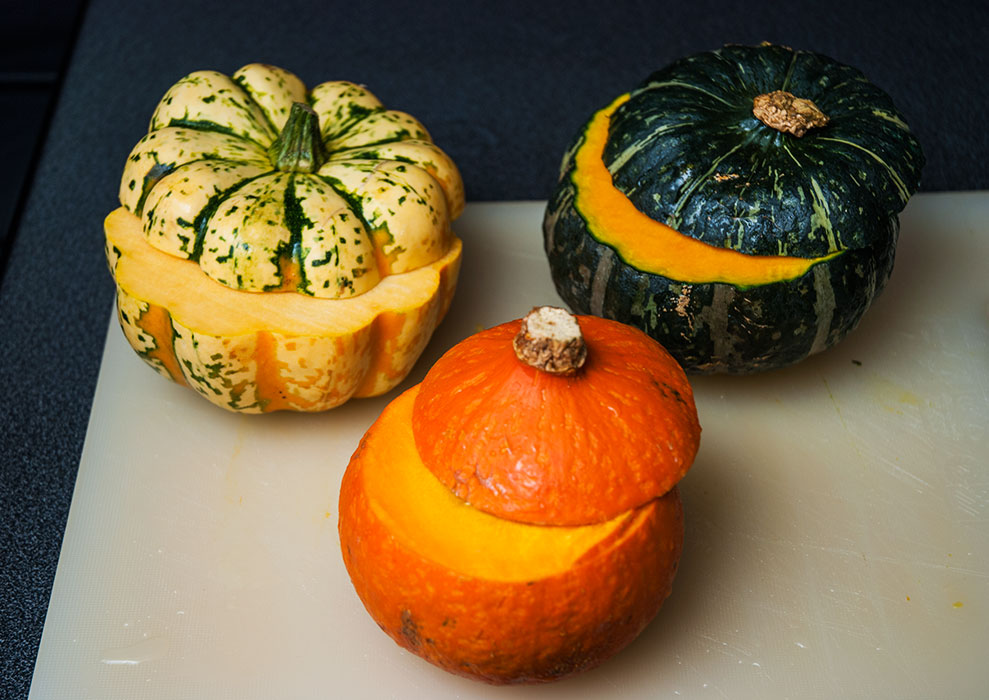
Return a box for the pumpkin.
[107,64,464,411]
[544,44,924,374]
[338,307,700,683]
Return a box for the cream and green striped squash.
[544,44,924,373]
[107,64,464,412]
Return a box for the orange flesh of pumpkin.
[575,94,839,286]
[361,387,634,582]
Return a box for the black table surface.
[2,0,986,696]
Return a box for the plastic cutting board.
[30,196,989,699]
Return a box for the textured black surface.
[1,0,987,697]
[0,1,87,263]
[0,87,55,250]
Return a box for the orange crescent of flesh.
[573,94,839,287]
[360,387,637,582]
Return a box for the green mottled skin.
[544,44,923,374]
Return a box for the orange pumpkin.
[338,307,700,684]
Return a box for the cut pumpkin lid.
[599,44,924,261]
[119,64,464,301]
[412,307,701,526]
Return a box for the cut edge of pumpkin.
[359,386,650,583]
[105,207,461,338]
[573,94,840,288]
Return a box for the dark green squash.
[544,44,924,373]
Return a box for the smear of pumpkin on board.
[866,372,924,414]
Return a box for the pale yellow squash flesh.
[105,208,461,413]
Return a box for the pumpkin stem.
[513,306,587,375]
[753,90,829,137]
[268,102,328,173]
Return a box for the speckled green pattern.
[604,44,924,257]
[118,64,463,300]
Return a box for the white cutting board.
[30,196,989,699]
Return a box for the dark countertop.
[2,0,987,696]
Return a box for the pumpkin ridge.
[134,301,186,386]
[319,160,451,277]
[122,126,272,217]
[319,106,383,146]
[274,175,309,293]
[134,162,176,217]
[162,117,271,151]
[779,48,800,91]
[330,110,432,153]
[333,134,416,151]
[667,134,757,227]
[150,70,277,145]
[188,168,269,262]
[816,136,912,202]
[314,173,377,245]
[343,147,463,214]
[231,76,281,138]
[638,79,734,107]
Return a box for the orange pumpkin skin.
[338,387,684,684]
[413,314,700,525]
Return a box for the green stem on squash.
[268,102,328,173]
